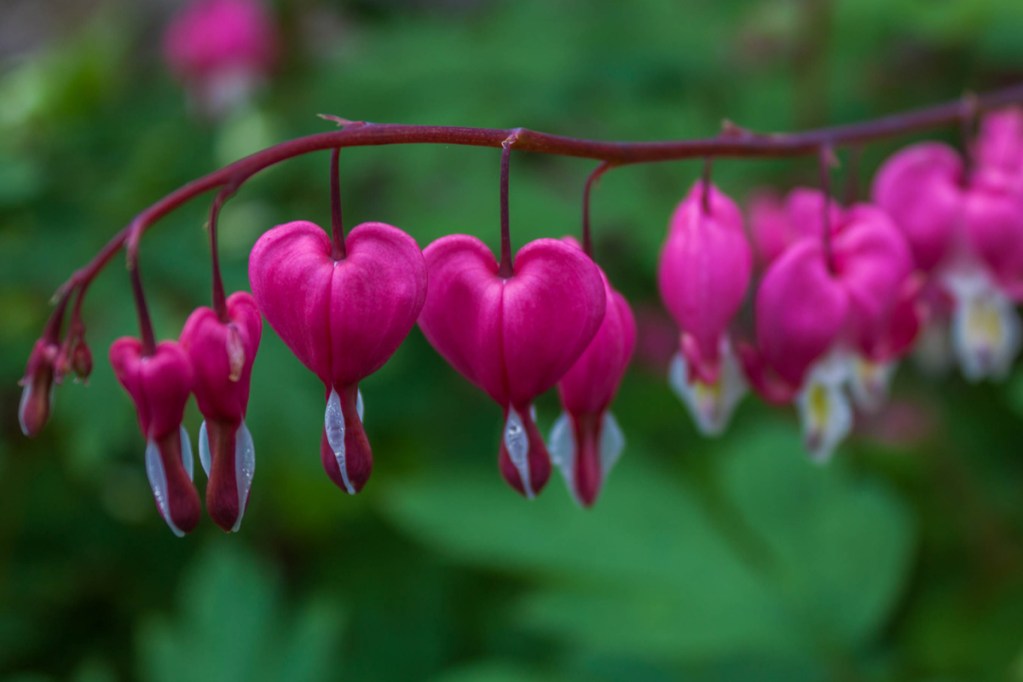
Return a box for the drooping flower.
[163,0,278,118]
[248,221,427,494]
[873,131,1023,381]
[748,187,843,268]
[18,339,60,437]
[548,239,636,507]
[657,181,751,434]
[746,201,914,460]
[418,235,606,498]
[110,339,200,536]
[179,291,262,532]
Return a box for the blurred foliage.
[1,0,1023,680]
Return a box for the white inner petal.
[356,389,365,423]
[947,269,1022,382]
[599,411,625,475]
[232,420,256,532]
[849,358,896,413]
[668,342,746,437]
[504,406,534,499]
[198,420,211,477]
[547,411,576,496]
[325,388,356,494]
[145,437,184,538]
[179,425,194,482]
[796,357,853,463]
[17,383,33,437]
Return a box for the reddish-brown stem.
[498,132,520,278]
[581,161,611,257]
[129,260,156,356]
[43,83,1023,330]
[700,157,714,213]
[208,185,235,321]
[819,144,836,274]
[330,147,347,260]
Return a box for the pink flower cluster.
[19,107,1023,535]
[658,109,1023,461]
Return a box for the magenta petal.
[872,142,964,273]
[657,181,751,383]
[249,221,427,387]
[963,188,1023,299]
[833,205,914,355]
[419,235,605,498]
[110,338,200,535]
[419,235,606,406]
[756,240,847,387]
[110,339,194,439]
[180,291,262,423]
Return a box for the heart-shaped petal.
[872,142,964,273]
[658,182,751,384]
[418,235,605,496]
[248,220,428,388]
[419,235,606,407]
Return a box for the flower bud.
[18,339,59,437]
[110,339,200,537]
[180,291,262,532]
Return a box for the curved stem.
[498,132,520,278]
[129,260,156,356]
[208,184,236,321]
[330,147,347,260]
[46,82,1023,314]
[581,161,611,257]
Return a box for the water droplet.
[325,388,356,494]
[198,421,211,477]
[232,420,256,532]
[145,438,184,537]
[504,406,533,499]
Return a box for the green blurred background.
[3,0,1023,680]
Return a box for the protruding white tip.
[145,437,185,538]
[504,406,534,499]
[232,420,256,532]
[325,388,356,494]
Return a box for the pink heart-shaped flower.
[657,182,751,384]
[249,220,428,494]
[418,235,606,498]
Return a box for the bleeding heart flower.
[548,240,636,507]
[180,291,262,532]
[750,203,913,460]
[163,0,278,118]
[418,235,606,498]
[658,181,751,434]
[874,139,1023,379]
[18,339,60,437]
[249,221,428,494]
[974,107,1023,194]
[110,339,200,536]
